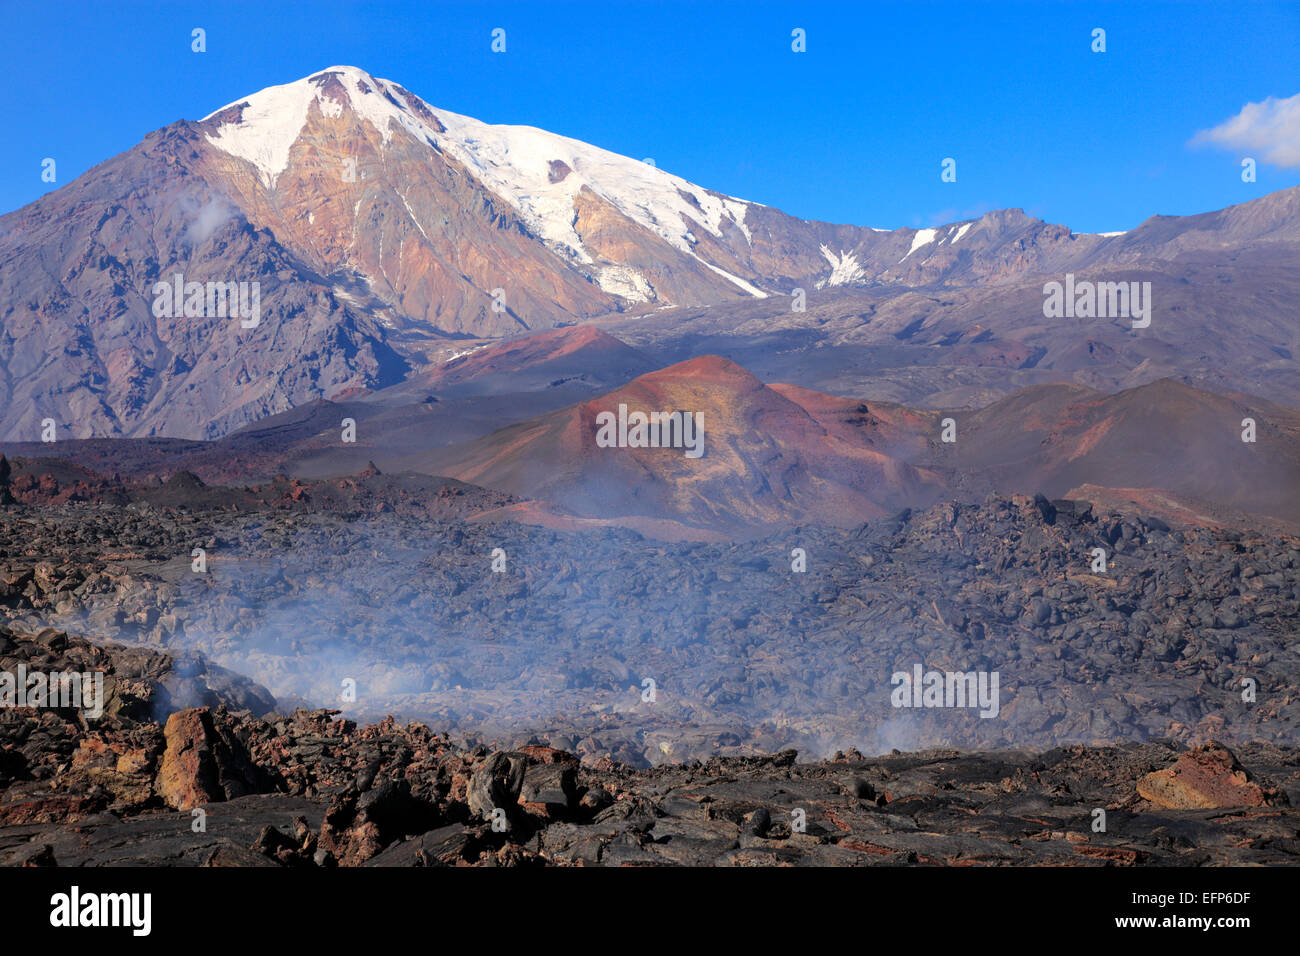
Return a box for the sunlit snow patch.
[899,228,938,262]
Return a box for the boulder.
[1138,743,1274,810]
[155,707,264,810]
[467,752,526,822]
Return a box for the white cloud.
[1191,92,1300,168]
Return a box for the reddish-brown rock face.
[1137,743,1276,809]
[155,707,264,810]
[156,708,224,810]
[194,73,628,340]
[414,354,946,530]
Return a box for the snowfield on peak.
[201,66,760,294]
[430,105,755,264]
[201,73,337,189]
[899,227,938,262]
[817,245,866,288]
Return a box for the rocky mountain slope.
[604,244,1300,410]
[411,354,946,528]
[3,65,1299,440]
[386,359,1300,533]
[4,341,1297,534]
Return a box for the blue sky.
[2,0,1298,233]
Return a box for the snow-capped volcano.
[204,67,759,289]
[198,66,778,304]
[193,66,1169,326]
[3,63,1299,441]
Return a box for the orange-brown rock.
[155,707,264,810]
[71,736,156,806]
[0,795,103,826]
[517,745,578,765]
[156,708,225,810]
[1137,743,1273,810]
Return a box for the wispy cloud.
[1191,92,1300,168]
[917,202,995,228]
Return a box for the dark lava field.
[2,483,1296,766]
